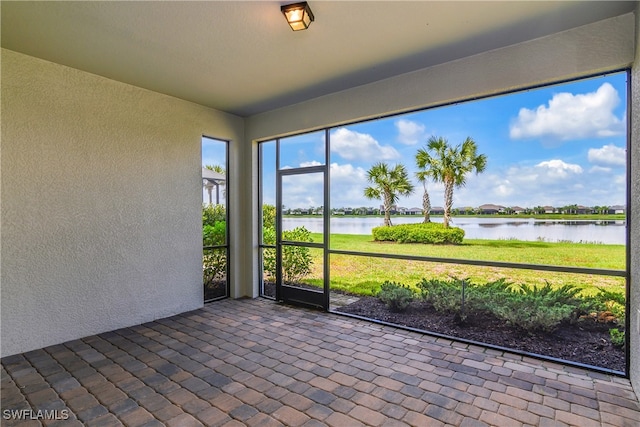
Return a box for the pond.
[283,216,626,244]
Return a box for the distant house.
[511,206,525,214]
[478,204,504,214]
[576,205,592,215]
[543,206,556,214]
[408,207,423,215]
[430,206,445,215]
[609,205,626,214]
[380,204,398,214]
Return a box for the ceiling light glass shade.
[281,2,314,31]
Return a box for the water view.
[283,216,626,245]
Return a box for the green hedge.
[262,226,314,283]
[203,221,227,286]
[203,204,225,227]
[414,278,623,333]
[372,222,465,244]
[203,222,226,246]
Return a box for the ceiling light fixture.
[281,2,314,31]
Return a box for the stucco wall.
[1,49,245,357]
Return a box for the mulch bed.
[204,280,227,301]
[336,296,625,372]
[260,281,624,372]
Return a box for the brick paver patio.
[2,298,638,426]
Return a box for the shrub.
[484,283,581,332]
[417,277,511,322]
[609,328,625,348]
[203,204,226,227]
[417,278,583,332]
[202,203,226,289]
[203,248,226,286]
[378,281,414,312]
[262,226,314,283]
[262,204,276,229]
[203,222,227,287]
[488,294,576,333]
[372,222,464,244]
[203,222,226,246]
[580,288,626,324]
[417,278,464,313]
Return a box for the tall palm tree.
[364,162,414,226]
[421,136,487,228]
[415,149,436,223]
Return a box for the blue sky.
[225,72,628,211]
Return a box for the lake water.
[283,216,626,245]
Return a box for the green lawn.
[302,233,626,297]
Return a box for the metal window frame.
[203,135,230,303]
[256,70,631,375]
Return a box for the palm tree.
[364,162,414,226]
[421,136,487,228]
[415,149,435,223]
[205,164,225,173]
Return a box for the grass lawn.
[301,233,626,297]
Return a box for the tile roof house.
[511,206,526,214]
[478,204,505,214]
[610,205,627,214]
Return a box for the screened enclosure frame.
[257,70,631,376]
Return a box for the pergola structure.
[202,168,226,206]
[2,1,639,403]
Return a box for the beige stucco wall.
[0,49,246,357]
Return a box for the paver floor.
[2,298,639,426]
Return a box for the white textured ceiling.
[1,1,635,117]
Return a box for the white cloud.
[495,182,514,197]
[282,172,323,209]
[509,83,625,141]
[280,162,371,209]
[330,162,367,181]
[535,159,583,178]
[395,119,426,145]
[330,127,400,161]
[589,165,612,173]
[452,159,604,207]
[588,144,626,167]
[329,163,370,208]
[299,160,323,167]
